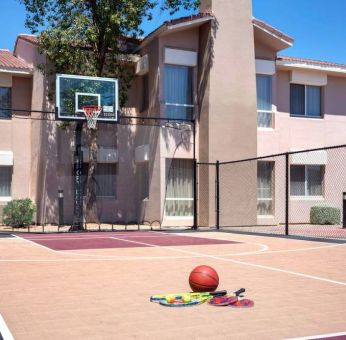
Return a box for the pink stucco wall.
[0,75,32,217]
[257,70,346,225]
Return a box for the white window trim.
[257,215,275,218]
[165,198,193,201]
[0,196,11,202]
[290,196,324,201]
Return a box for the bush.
[310,204,341,225]
[3,199,36,227]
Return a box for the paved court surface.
[18,232,240,250]
[0,231,345,340]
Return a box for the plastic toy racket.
[209,288,246,306]
[159,296,209,307]
[228,299,254,308]
[151,290,227,307]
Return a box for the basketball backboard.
[56,74,119,123]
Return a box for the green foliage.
[19,0,199,222]
[19,0,200,105]
[310,204,341,225]
[3,199,36,228]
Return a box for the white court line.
[9,234,268,259]
[287,331,346,339]
[107,235,346,286]
[0,243,269,262]
[6,234,346,286]
[240,243,346,255]
[0,314,14,340]
[5,233,345,262]
[15,235,184,241]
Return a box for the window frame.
[137,162,150,201]
[140,74,149,113]
[256,74,274,129]
[257,161,275,217]
[165,158,194,218]
[290,84,323,119]
[0,87,12,119]
[0,166,12,201]
[163,63,195,121]
[82,162,117,198]
[290,164,325,198]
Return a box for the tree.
[20,0,200,225]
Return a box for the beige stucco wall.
[198,0,258,227]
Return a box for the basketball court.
[1,71,345,340]
[0,230,345,339]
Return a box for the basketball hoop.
[82,105,102,129]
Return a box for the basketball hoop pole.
[71,122,84,231]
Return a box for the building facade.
[1,0,346,227]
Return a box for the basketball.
[189,265,219,292]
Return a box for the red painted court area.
[18,231,240,251]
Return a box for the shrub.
[3,199,36,227]
[310,204,341,225]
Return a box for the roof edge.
[277,55,346,74]
[252,17,294,45]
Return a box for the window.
[83,163,117,197]
[290,165,324,196]
[0,166,12,197]
[256,75,273,128]
[137,162,149,200]
[165,159,193,217]
[290,84,321,117]
[257,162,274,215]
[164,64,193,120]
[140,75,149,112]
[0,87,11,118]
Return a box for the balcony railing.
[257,110,274,129]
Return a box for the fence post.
[285,153,289,236]
[216,160,220,230]
[193,159,198,230]
[58,189,64,229]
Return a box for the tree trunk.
[85,128,99,223]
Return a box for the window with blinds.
[82,163,117,197]
[0,166,12,197]
[165,159,193,217]
[290,84,322,117]
[256,75,273,128]
[257,161,274,216]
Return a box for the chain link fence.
[0,119,195,233]
[197,145,346,241]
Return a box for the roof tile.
[0,49,32,70]
[277,55,346,70]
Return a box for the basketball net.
[82,105,102,129]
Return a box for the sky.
[1,0,346,64]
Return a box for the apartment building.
[0,49,32,217]
[1,0,346,227]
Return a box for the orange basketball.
[189,265,219,292]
